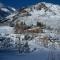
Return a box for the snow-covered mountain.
[1,2,60,28]
[7,2,60,30]
[0,3,16,23]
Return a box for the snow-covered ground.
[0,48,60,60]
[0,26,14,34]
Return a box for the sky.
[0,0,60,8]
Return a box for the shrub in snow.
[15,34,30,53]
[0,37,14,49]
[24,34,31,40]
[37,22,46,28]
[23,41,30,53]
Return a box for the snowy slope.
[0,3,16,23]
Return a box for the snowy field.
[0,48,60,60]
[0,26,14,34]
